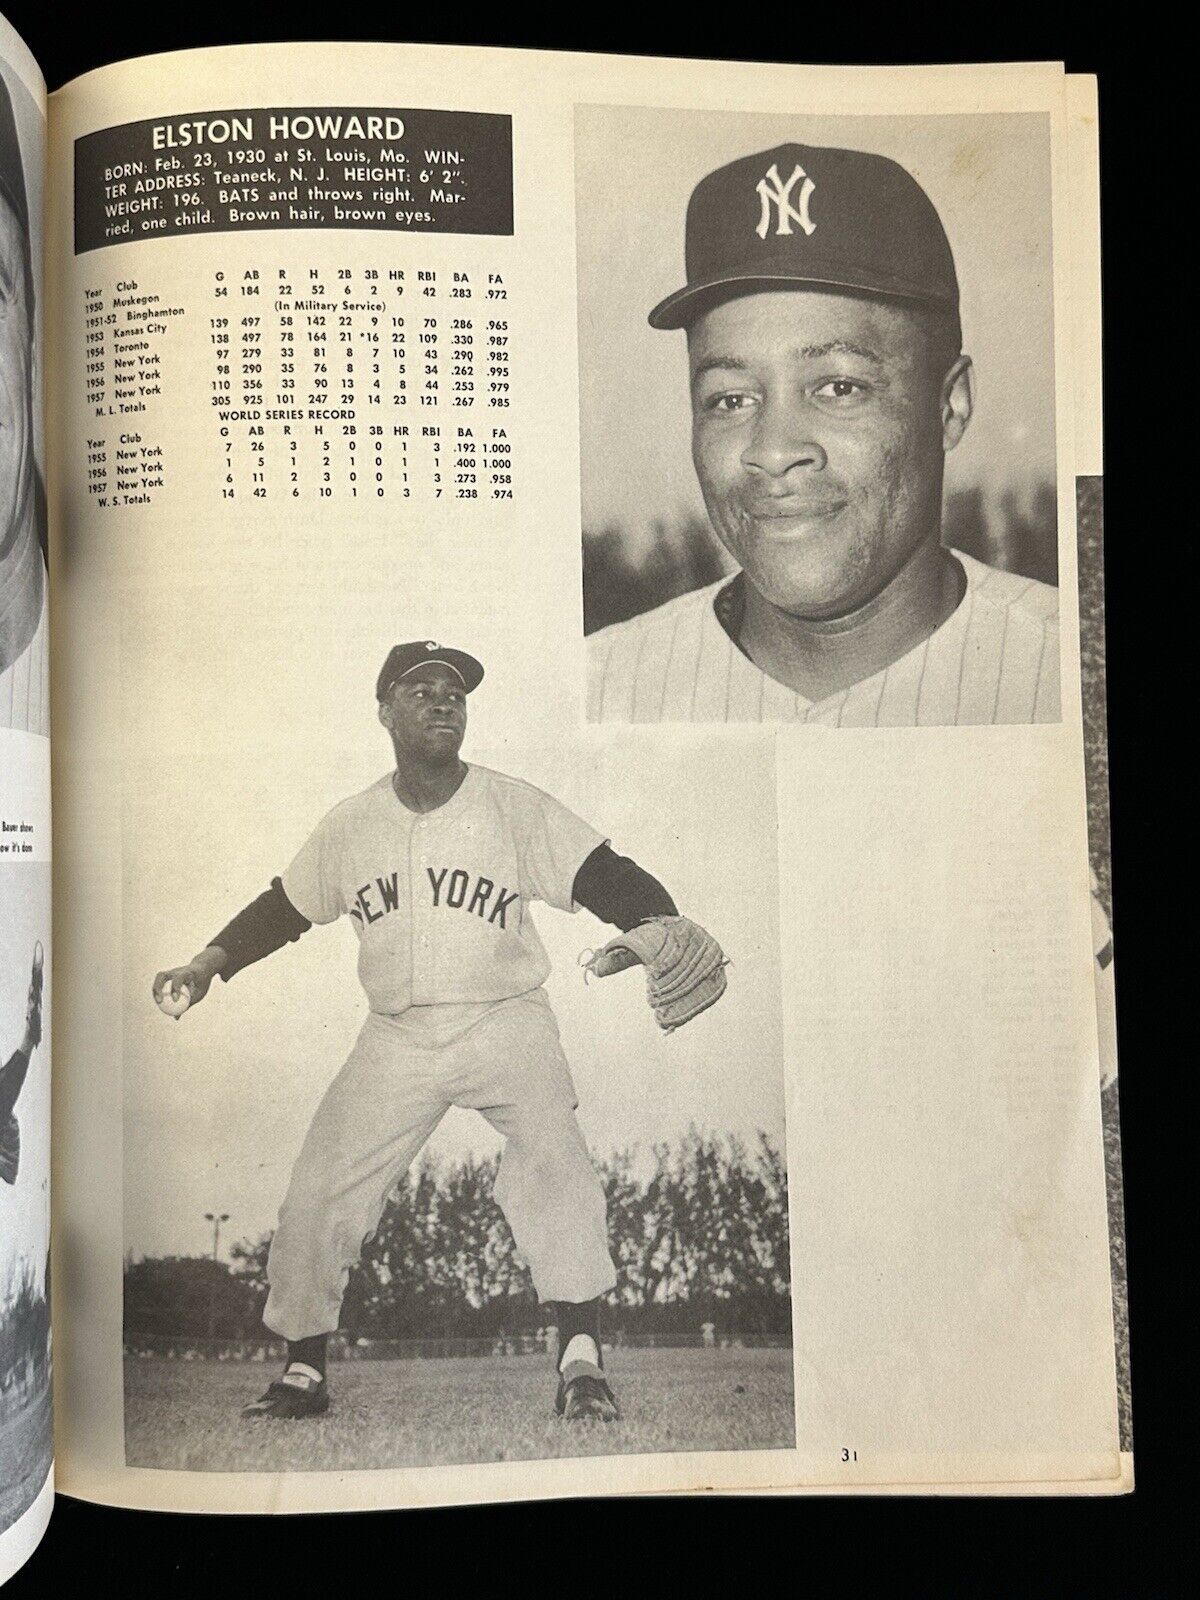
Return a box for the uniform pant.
[264,992,616,1341]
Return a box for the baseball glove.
[581,915,728,1033]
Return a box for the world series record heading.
[73,107,515,253]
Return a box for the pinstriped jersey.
[0,175,47,740]
[587,550,1060,727]
[0,583,49,738]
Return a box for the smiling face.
[378,662,468,763]
[687,289,972,620]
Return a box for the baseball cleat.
[242,1369,329,1420]
[555,1363,621,1423]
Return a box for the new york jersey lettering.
[282,763,606,1012]
[427,864,520,928]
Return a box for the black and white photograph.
[578,106,1061,727]
[0,61,46,739]
[123,641,792,1472]
[0,25,1130,1567]
[0,863,50,1539]
[1076,474,1129,1451]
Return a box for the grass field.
[125,1346,794,1472]
[0,1382,52,1535]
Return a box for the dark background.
[2,6,1172,1595]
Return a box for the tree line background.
[0,1252,50,1402]
[582,484,1058,634]
[124,1129,792,1348]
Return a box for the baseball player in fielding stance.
[153,642,726,1424]
[587,142,1059,726]
[1,943,43,1188]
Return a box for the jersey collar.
[383,762,476,822]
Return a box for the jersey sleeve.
[572,842,678,929]
[280,813,345,926]
[521,789,607,913]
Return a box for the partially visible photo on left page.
[0,12,52,1589]
[0,860,50,1544]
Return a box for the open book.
[1,13,1126,1580]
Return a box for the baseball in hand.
[157,984,192,1019]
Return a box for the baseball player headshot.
[580,114,1061,726]
[0,70,46,738]
[152,641,728,1428]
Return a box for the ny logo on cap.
[755,162,816,241]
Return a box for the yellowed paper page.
[46,44,1123,1508]
[0,12,53,1583]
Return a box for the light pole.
[205,1211,229,1261]
[204,1211,229,1346]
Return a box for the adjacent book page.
[0,13,52,1585]
[1064,70,1128,1459]
[46,44,1125,1509]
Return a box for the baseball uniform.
[0,582,48,738]
[587,550,1060,726]
[263,763,618,1341]
[1,947,41,1186]
[0,1108,18,1186]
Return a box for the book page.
[46,44,1125,1510]
[736,74,1122,1506]
[0,13,52,1586]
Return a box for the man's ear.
[941,354,974,453]
[378,697,393,732]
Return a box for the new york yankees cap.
[376,640,485,699]
[648,142,960,334]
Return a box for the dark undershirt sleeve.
[210,877,312,981]
[571,842,678,932]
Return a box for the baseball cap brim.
[648,261,959,331]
